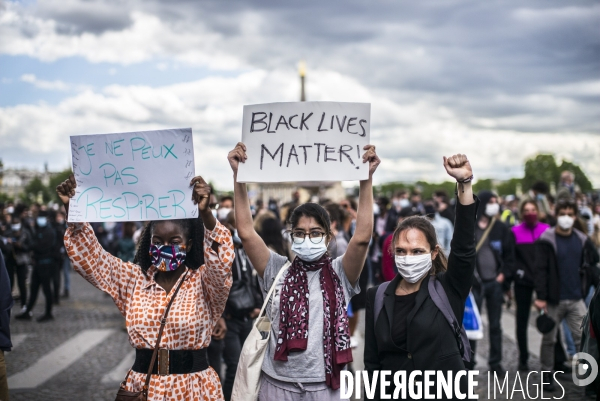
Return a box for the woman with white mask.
[364,154,478,400]
[227,142,380,400]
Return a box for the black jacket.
[0,252,13,351]
[474,191,515,288]
[32,224,57,264]
[365,198,478,400]
[534,228,600,305]
[224,246,263,320]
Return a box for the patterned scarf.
[274,254,352,390]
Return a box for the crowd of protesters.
[1,166,600,399]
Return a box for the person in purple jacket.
[510,200,549,371]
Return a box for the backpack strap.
[428,276,473,364]
[374,282,390,322]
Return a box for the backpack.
[374,276,475,369]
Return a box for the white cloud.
[1,0,599,188]
[20,73,90,92]
[0,4,244,69]
[1,69,599,189]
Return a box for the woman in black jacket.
[364,154,478,400]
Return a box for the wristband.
[454,175,473,195]
[458,175,473,184]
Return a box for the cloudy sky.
[1,0,599,189]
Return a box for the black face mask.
[424,205,436,216]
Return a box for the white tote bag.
[230,261,290,401]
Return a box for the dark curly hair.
[289,203,332,237]
[134,218,205,274]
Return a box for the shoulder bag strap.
[428,276,472,363]
[142,269,189,392]
[258,261,291,318]
[475,217,496,254]
[374,282,390,322]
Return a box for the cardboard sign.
[68,128,196,222]
[237,102,371,183]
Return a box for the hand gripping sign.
[236,102,371,183]
[68,128,196,222]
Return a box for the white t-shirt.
[258,251,360,383]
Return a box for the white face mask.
[291,239,328,262]
[395,253,432,284]
[399,199,411,208]
[485,203,500,217]
[217,207,232,220]
[557,215,575,230]
[373,203,381,216]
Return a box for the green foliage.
[374,153,593,201]
[496,178,522,196]
[375,181,456,200]
[521,154,593,193]
[522,154,558,192]
[558,160,593,192]
[473,178,494,194]
[49,169,73,202]
[0,193,13,204]
[21,177,52,204]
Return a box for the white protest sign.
[237,102,371,183]
[68,128,196,222]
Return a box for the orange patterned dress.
[65,221,234,401]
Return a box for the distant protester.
[470,190,515,373]
[508,199,550,371]
[16,210,57,322]
[0,251,13,401]
[534,198,600,391]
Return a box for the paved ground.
[5,271,595,400]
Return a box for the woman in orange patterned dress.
[56,174,233,401]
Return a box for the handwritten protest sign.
[68,128,196,223]
[237,102,371,183]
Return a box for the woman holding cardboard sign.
[227,142,380,400]
[56,174,233,401]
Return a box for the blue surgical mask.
[37,217,48,227]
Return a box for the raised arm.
[228,143,271,277]
[57,174,136,315]
[442,155,478,300]
[342,145,380,285]
[201,220,234,326]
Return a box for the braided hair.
[134,218,205,274]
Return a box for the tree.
[558,160,593,193]
[522,154,558,192]
[49,169,73,202]
[521,154,593,193]
[496,178,522,196]
[473,179,494,194]
[21,177,51,204]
